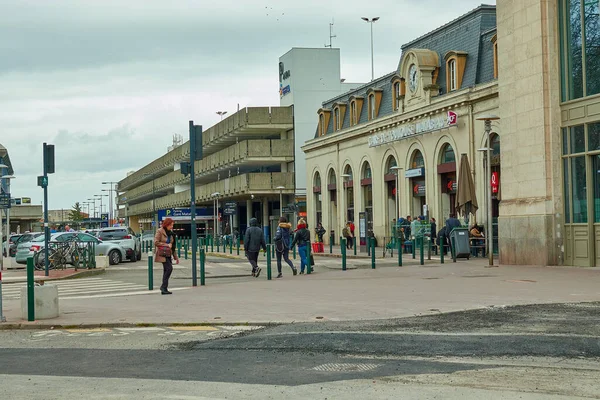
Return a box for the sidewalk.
[2,256,600,328]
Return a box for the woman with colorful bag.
[154,217,179,295]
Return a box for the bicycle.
[33,238,80,271]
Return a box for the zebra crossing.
[0,277,176,300]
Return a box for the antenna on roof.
[325,18,336,48]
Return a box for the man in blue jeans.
[291,219,311,274]
[243,218,267,278]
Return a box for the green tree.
[69,202,85,222]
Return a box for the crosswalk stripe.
[1,278,150,299]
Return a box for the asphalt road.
[1,303,599,399]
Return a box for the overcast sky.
[0,0,493,211]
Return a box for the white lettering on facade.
[367,111,458,148]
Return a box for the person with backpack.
[342,222,352,249]
[244,217,267,278]
[291,219,311,274]
[274,216,297,278]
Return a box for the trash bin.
[449,227,470,261]
[330,230,335,246]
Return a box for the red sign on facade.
[491,172,499,193]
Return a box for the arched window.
[440,144,456,164]
[319,113,326,136]
[386,156,397,175]
[343,165,353,181]
[411,150,425,169]
[314,171,321,188]
[350,100,358,126]
[363,163,372,179]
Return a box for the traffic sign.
[101,213,109,220]
[282,206,294,213]
[223,201,237,215]
[0,193,11,209]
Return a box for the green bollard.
[217,236,220,253]
[397,236,402,267]
[412,237,416,259]
[266,244,272,280]
[420,237,425,266]
[271,242,275,258]
[341,238,347,271]
[142,240,145,253]
[371,237,376,269]
[26,256,35,321]
[353,237,357,256]
[440,236,445,264]
[184,242,188,260]
[211,235,214,253]
[340,236,343,254]
[329,233,333,254]
[177,241,181,259]
[148,252,153,290]
[200,248,206,286]
[237,236,240,256]
[307,241,312,274]
[428,237,432,260]
[229,237,233,254]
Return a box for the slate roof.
[315,4,497,139]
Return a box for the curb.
[0,321,283,331]
[4,268,106,284]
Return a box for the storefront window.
[594,155,600,223]
[441,145,455,164]
[571,156,587,223]
[571,125,585,153]
[584,0,600,96]
[589,122,600,151]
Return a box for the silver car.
[97,227,141,263]
[15,232,127,266]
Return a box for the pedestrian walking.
[154,217,180,295]
[244,217,267,278]
[274,216,297,278]
[291,219,311,274]
[315,223,326,243]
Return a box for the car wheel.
[108,249,121,265]
[136,249,142,261]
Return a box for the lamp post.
[476,114,500,267]
[390,166,403,225]
[276,186,285,218]
[0,167,14,271]
[216,111,227,121]
[361,16,380,81]
[87,198,97,219]
[102,181,118,227]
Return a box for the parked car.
[97,227,141,262]
[15,232,127,266]
[3,234,23,257]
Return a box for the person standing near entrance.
[274,216,297,278]
[342,223,352,249]
[291,219,310,274]
[244,217,267,278]
[154,217,180,295]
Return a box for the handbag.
[158,245,172,258]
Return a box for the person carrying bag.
[154,217,179,295]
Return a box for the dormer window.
[366,89,383,121]
[444,51,468,92]
[391,76,404,112]
[369,94,376,119]
[394,82,401,109]
[448,59,457,91]
[348,96,364,126]
[317,108,332,136]
[332,102,347,132]
[491,33,498,79]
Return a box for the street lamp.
[390,166,403,224]
[211,192,220,237]
[361,17,380,81]
[276,186,285,218]
[216,111,227,121]
[102,181,118,227]
[476,114,500,268]
[87,198,97,219]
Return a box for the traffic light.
[194,125,203,161]
[37,175,48,188]
[43,143,55,174]
[180,162,191,177]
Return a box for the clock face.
[408,64,418,92]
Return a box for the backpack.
[342,227,350,237]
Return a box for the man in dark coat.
[244,217,267,278]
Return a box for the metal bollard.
[184,242,188,260]
[440,236,445,264]
[420,237,425,266]
[217,237,220,253]
[293,245,296,260]
[427,237,432,260]
[412,237,416,259]
[397,237,402,267]
[341,238,347,271]
[0,270,6,322]
[371,237,376,269]
[266,244,272,280]
[229,237,233,254]
[148,252,153,290]
[307,241,312,274]
[353,237,357,256]
[211,236,214,253]
[329,233,334,254]
[26,256,35,321]
[237,236,240,256]
[200,248,206,286]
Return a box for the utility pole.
[325,19,336,48]
[40,143,55,276]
